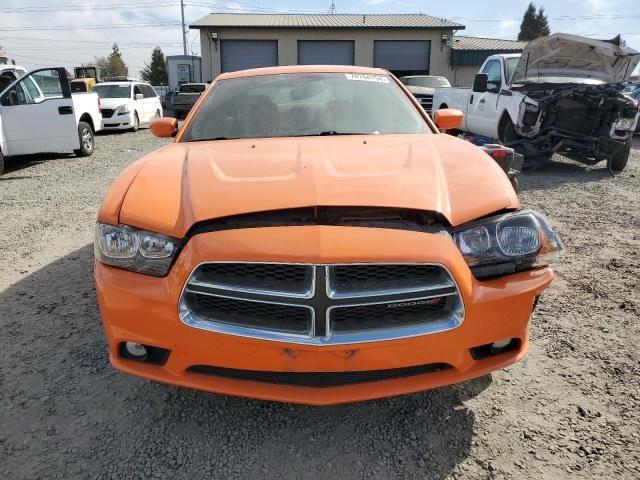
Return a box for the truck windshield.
[180,73,430,142]
[180,84,206,93]
[93,85,131,99]
[505,58,519,84]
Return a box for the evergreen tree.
[518,3,550,41]
[535,7,551,37]
[141,47,168,85]
[107,43,128,77]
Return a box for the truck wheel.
[609,138,631,172]
[0,149,5,176]
[130,113,140,132]
[73,122,94,157]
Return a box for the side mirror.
[434,108,464,130]
[150,117,178,138]
[8,90,18,106]
[135,93,143,100]
[472,73,488,93]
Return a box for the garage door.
[373,40,430,73]
[220,40,278,73]
[298,41,355,65]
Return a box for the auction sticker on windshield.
[345,73,390,83]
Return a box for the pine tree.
[141,47,168,85]
[535,7,551,37]
[106,42,128,77]
[518,3,550,41]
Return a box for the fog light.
[124,342,147,359]
[491,339,512,350]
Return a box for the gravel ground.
[1,130,639,479]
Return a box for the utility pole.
[329,1,336,14]
[180,0,187,55]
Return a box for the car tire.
[609,138,631,172]
[153,109,161,121]
[73,122,94,157]
[130,113,139,132]
[0,148,5,177]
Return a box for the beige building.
[191,14,526,87]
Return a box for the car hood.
[511,33,640,85]
[98,98,131,109]
[405,85,437,95]
[111,134,519,238]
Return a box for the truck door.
[0,68,78,156]
[466,59,504,138]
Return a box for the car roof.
[218,65,389,80]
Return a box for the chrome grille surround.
[179,262,464,346]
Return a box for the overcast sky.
[2,0,639,76]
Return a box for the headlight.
[454,210,563,279]
[116,104,130,114]
[614,116,637,130]
[95,223,180,276]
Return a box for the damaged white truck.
[432,34,640,171]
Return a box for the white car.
[0,67,102,176]
[93,81,162,132]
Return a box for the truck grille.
[414,94,433,115]
[101,108,115,118]
[180,263,464,345]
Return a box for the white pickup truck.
[432,34,640,171]
[0,67,103,176]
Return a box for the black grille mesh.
[195,263,312,294]
[330,264,445,295]
[186,292,311,334]
[101,109,115,118]
[331,297,448,332]
[187,362,452,387]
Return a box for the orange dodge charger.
[94,65,563,405]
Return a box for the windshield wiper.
[316,131,364,136]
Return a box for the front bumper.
[101,112,133,130]
[95,226,554,405]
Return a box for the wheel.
[153,109,161,121]
[609,138,631,172]
[73,122,94,157]
[0,148,5,176]
[510,176,519,192]
[130,112,139,132]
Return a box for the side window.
[481,60,502,94]
[0,69,66,106]
[142,85,156,98]
[133,85,143,99]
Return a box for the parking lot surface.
[1,131,639,479]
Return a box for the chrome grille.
[414,94,433,116]
[179,263,464,345]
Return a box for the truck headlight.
[454,210,563,279]
[116,105,130,115]
[95,223,180,276]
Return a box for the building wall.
[449,65,480,88]
[198,27,458,81]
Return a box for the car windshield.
[180,73,430,142]
[402,77,451,88]
[93,85,131,99]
